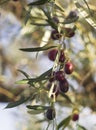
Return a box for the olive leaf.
[60,92,73,104]
[37,68,52,79]
[16,69,30,84]
[77,124,87,130]
[83,0,92,14]
[16,76,47,85]
[41,9,58,30]
[5,96,30,109]
[27,110,44,114]
[27,105,50,110]
[5,88,37,109]
[54,1,65,12]
[23,7,32,25]
[16,68,52,85]
[30,23,49,26]
[57,116,71,129]
[20,45,57,52]
[35,119,46,123]
[28,67,52,84]
[17,69,30,79]
[28,0,50,6]
[15,79,28,84]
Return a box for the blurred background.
[0,0,96,130]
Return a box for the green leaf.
[27,110,44,114]
[38,68,52,79]
[28,68,52,84]
[17,69,30,79]
[20,45,57,52]
[83,0,92,16]
[5,96,30,109]
[27,68,52,85]
[28,0,50,6]
[16,77,44,85]
[60,92,73,104]
[16,68,52,85]
[57,116,71,130]
[24,8,31,25]
[28,77,48,84]
[54,1,65,12]
[77,124,87,130]
[15,79,29,84]
[35,119,46,123]
[41,9,58,30]
[27,105,50,110]
[30,23,49,26]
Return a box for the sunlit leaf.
[20,45,57,52]
[27,105,50,110]
[15,79,29,84]
[57,116,71,129]
[27,110,44,114]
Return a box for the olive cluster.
[45,14,77,121]
[50,12,76,40]
[47,48,74,99]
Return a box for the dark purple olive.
[46,108,56,120]
[59,79,69,93]
[72,113,79,121]
[65,61,74,74]
[54,71,65,81]
[48,49,58,61]
[51,30,61,40]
